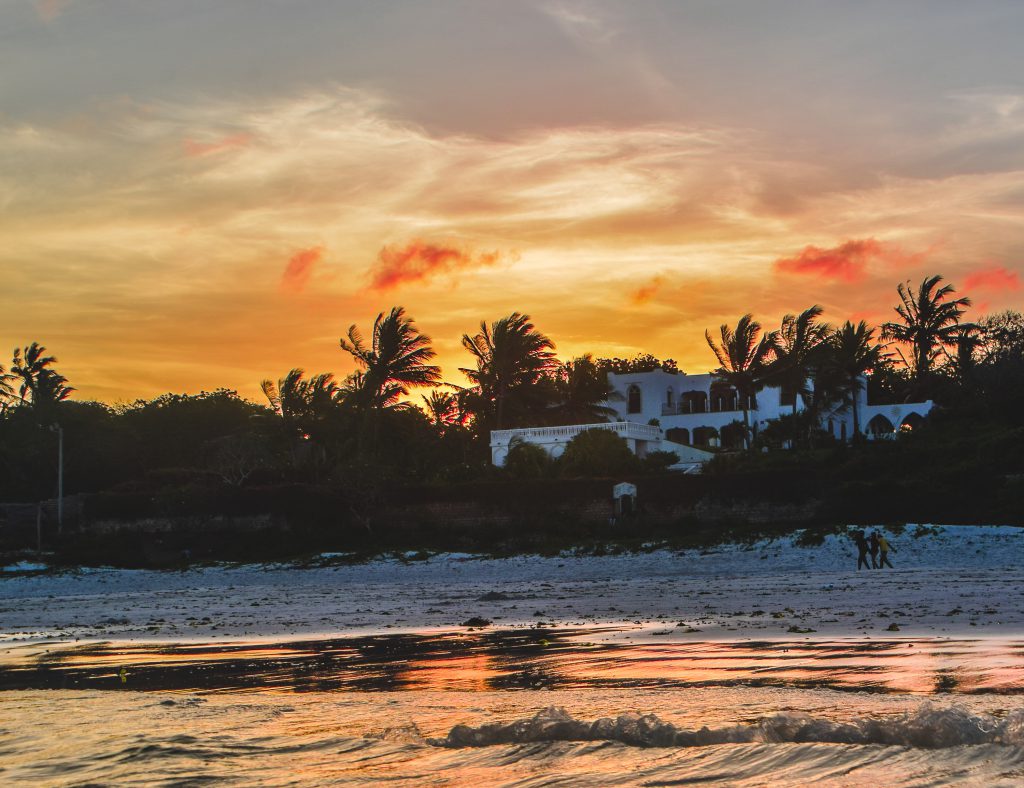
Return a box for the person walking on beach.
[854,531,871,570]
[878,533,896,568]
[868,531,880,569]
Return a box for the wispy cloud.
[773,239,928,283]
[963,264,1021,293]
[183,132,252,158]
[370,240,514,290]
[280,246,324,293]
[542,1,616,44]
[629,275,665,305]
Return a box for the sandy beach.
[6,525,1024,786]
[2,525,1022,646]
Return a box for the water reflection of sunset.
[5,633,1024,696]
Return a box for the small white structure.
[612,482,638,516]
[489,366,933,469]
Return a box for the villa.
[490,368,932,470]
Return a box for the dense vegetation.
[2,275,1023,562]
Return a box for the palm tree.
[705,315,776,447]
[260,368,340,422]
[546,354,620,425]
[460,312,557,430]
[10,343,74,412]
[767,305,832,417]
[0,363,13,410]
[339,307,441,411]
[421,388,460,431]
[824,321,888,440]
[947,323,983,387]
[882,275,972,390]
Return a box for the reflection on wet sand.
[2,631,1023,695]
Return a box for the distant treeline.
[1,275,1023,523]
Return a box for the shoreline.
[2,525,1024,647]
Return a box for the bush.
[503,439,554,480]
[558,429,640,478]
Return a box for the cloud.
[963,264,1021,293]
[542,2,616,44]
[773,238,928,282]
[369,240,513,290]
[183,132,252,157]
[280,246,324,293]
[629,275,665,305]
[35,0,72,22]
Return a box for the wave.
[431,706,1024,750]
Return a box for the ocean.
[4,631,1024,786]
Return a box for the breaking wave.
[432,706,1024,749]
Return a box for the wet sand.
[4,630,1023,696]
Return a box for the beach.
[4,525,1024,786]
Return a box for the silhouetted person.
[878,534,896,568]
[868,531,880,569]
[854,531,870,570]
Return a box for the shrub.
[558,428,640,478]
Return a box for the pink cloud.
[963,265,1021,293]
[280,246,324,293]
[35,0,72,22]
[629,275,665,305]
[183,133,252,158]
[773,238,929,283]
[370,240,513,290]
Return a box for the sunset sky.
[3,1,1023,403]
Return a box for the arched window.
[627,385,642,414]
[666,427,690,445]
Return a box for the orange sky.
[2,2,1023,403]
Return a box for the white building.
[606,369,932,449]
[490,368,932,469]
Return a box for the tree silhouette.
[882,275,971,392]
[705,315,776,447]
[767,305,831,416]
[546,354,620,425]
[340,307,441,411]
[824,321,889,440]
[260,368,340,423]
[460,312,557,430]
[0,363,13,412]
[420,388,461,431]
[10,343,74,415]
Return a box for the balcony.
[491,421,662,445]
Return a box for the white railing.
[492,421,662,444]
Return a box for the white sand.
[2,525,1022,645]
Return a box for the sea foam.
[431,705,1024,749]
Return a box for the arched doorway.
[666,427,690,445]
[693,426,719,448]
[901,412,925,432]
[681,390,707,414]
[866,414,895,437]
